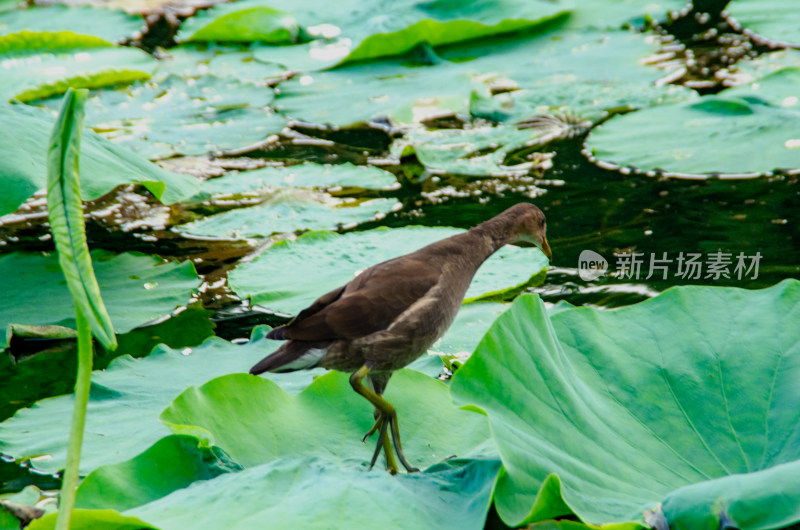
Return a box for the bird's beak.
[539,237,552,261]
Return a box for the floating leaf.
[585,70,800,177]
[179,0,566,66]
[228,226,550,315]
[32,456,499,530]
[153,44,286,85]
[0,331,323,475]
[431,302,509,357]
[393,125,548,177]
[37,75,284,160]
[193,162,399,198]
[161,369,493,469]
[0,103,199,216]
[726,0,800,47]
[275,58,481,126]
[451,280,800,527]
[177,192,399,239]
[0,251,198,350]
[0,5,144,43]
[75,435,237,512]
[449,29,696,124]
[560,0,685,30]
[0,36,154,103]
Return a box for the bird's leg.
[350,365,419,473]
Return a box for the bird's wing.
[278,257,442,341]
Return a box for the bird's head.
[505,203,552,261]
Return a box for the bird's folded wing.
[281,257,441,341]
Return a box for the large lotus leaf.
[730,49,800,85]
[560,0,685,30]
[37,75,284,160]
[446,29,695,124]
[0,250,198,349]
[177,192,398,239]
[0,333,324,475]
[161,369,492,469]
[275,58,482,126]
[178,3,300,44]
[450,280,800,528]
[32,456,500,530]
[0,103,198,215]
[0,37,155,103]
[228,226,550,315]
[29,511,153,530]
[153,44,286,85]
[179,0,566,67]
[722,66,800,107]
[75,435,237,512]
[193,162,398,198]
[393,125,547,177]
[585,89,800,177]
[431,302,509,357]
[0,5,144,43]
[726,0,800,47]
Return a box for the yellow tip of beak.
[541,238,552,261]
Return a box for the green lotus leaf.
[0,103,199,215]
[0,332,323,475]
[0,251,198,350]
[33,456,499,530]
[451,29,695,124]
[585,71,800,177]
[276,27,694,128]
[36,75,284,160]
[728,49,800,83]
[153,44,286,85]
[75,435,238,512]
[193,162,398,198]
[0,5,144,43]
[726,0,800,47]
[179,0,566,67]
[29,510,153,530]
[177,192,399,239]
[431,302,509,358]
[0,305,214,423]
[179,4,301,44]
[450,280,800,528]
[560,0,685,30]
[0,38,154,103]
[275,58,482,127]
[228,226,550,315]
[392,125,547,177]
[160,369,492,469]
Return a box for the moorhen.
[250,202,551,473]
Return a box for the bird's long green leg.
[350,365,418,473]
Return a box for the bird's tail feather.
[249,340,329,375]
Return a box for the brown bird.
[250,203,551,473]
